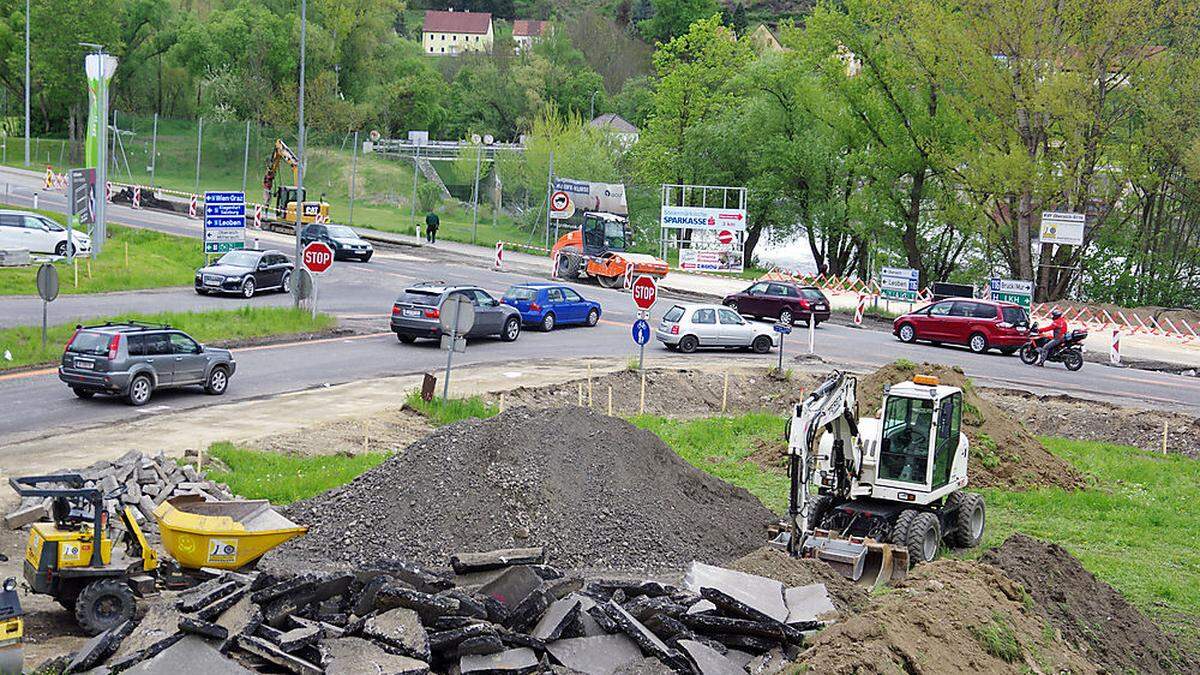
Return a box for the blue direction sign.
[632,319,651,345]
[204,191,246,254]
[773,323,792,335]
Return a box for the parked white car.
[655,303,779,354]
[0,210,92,256]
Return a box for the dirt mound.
[856,361,1085,490]
[264,406,778,574]
[982,533,1199,675]
[799,560,1097,674]
[252,408,434,456]
[496,367,814,417]
[729,547,868,614]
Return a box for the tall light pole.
[293,0,307,306]
[24,0,30,167]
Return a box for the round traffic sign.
[631,275,657,311]
[36,263,59,302]
[717,229,733,245]
[550,191,570,212]
[439,295,476,335]
[632,319,650,345]
[301,241,334,274]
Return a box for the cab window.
[747,282,770,294]
[879,396,933,485]
[561,288,583,302]
[547,288,565,302]
[932,393,961,488]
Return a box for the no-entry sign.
[302,241,334,274]
[631,275,657,311]
[717,229,733,245]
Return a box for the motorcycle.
[1019,322,1088,371]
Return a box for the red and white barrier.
[623,263,635,290]
[551,252,561,279]
[188,195,198,219]
[253,205,262,228]
[132,186,141,209]
[1110,329,1121,365]
[43,167,53,189]
[493,242,504,270]
[854,294,867,326]
[105,182,113,203]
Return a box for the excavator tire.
[903,511,941,565]
[806,495,835,531]
[890,509,918,549]
[945,491,986,548]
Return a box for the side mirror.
[195,344,204,354]
[258,262,269,270]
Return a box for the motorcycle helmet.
[1051,309,1063,318]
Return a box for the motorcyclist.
[1036,309,1069,366]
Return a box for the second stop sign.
[302,241,334,274]
[631,274,657,311]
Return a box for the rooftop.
[589,113,639,134]
[422,10,492,35]
[512,20,548,38]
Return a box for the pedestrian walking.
[425,211,440,243]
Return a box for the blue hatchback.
[501,282,602,331]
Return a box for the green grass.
[969,437,1200,642]
[971,612,1023,663]
[0,306,335,370]
[629,413,790,513]
[203,442,388,504]
[0,216,202,296]
[404,392,498,426]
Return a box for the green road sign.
[204,241,245,254]
[989,279,1033,312]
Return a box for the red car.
[892,298,1029,354]
[722,281,832,327]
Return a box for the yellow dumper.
[154,496,307,570]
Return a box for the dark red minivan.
[892,298,1029,354]
[722,281,832,326]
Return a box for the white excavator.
[772,371,986,587]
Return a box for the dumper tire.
[806,495,835,531]
[75,578,136,636]
[903,511,941,565]
[946,491,986,549]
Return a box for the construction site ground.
[4,355,1199,672]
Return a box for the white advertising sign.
[1039,211,1085,246]
[551,178,627,217]
[660,205,747,232]
[680,248,745,273]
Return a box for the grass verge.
[0,217,201,295]
[404,392,498,426]
[0,306,335,370]
[203,442,388,504]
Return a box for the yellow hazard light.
[912,374,940,386]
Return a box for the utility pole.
[24,0,30,167]
[293,0,307,307]
[241,120,250,195]
[348,130,359,224]
[470,144,481,244]
[193,117,203,194]
[149,113,158,188]
[589,90,598,120]
[410,145,419,237]
[544,149,554,250]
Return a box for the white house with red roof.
[512,20,549,53]
[422,10,493,55]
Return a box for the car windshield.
[326,225,357,238]
[799,289,825,301]
[43,219,63,232]
[879,396,933,485]
[604,221,626,250]
[218,251,259,267]
[662,306,685,322]
[505,288,537,301]
[67,331,111,355]
[1002,307,1027,324]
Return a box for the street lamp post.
[24,0,30,167]
[293,0,307,307]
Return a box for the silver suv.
[58,322,237,406]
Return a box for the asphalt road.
[2,165,1199,447]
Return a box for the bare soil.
[252,407,434,456]
[982,533,1200,675]
[981,389,1200,459]
[857,362,1087,491]
[799,559,1098,674]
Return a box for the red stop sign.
[302,241,334,274]
[717,230,733,245]
[631,275,657,311]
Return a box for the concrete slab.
[478,566,544,610]
[451,547,546,573]
[605,601,674,662]
[783,583,836,624]
[546,635,642,675]
[362,607,430,661]
[122,635,252,675]
[321,637,430,675]
[460,646,539,674]
[109,599,180,663]
[677,639,745,675]
[683,562,787,623]
[532,597,582,641]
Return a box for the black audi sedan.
[195,249,294,298]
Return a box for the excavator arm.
[262,139,300,205]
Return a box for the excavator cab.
[580,213,630,255]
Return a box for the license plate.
[204,277,221,286]
[814,304,827,310]
[403,308,420,318]
[74,359,94,370]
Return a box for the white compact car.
[656,303,779,354]
[0,210,92,256]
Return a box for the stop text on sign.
[631,275,657,310]
[302,242,334,274]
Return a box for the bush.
[417,181,443,212]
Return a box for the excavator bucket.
[801,530,908,590]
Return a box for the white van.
[0,210,92,256]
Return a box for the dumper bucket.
[801,530,908,590]
[153,496,307,570]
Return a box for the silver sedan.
[655,303,779,354]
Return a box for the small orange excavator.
[551,212,668,287]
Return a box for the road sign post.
[438,295,475,400]
[773,322,792,372]
[301,241,334,318]
[36,263,58,349]
[631,275,657,312]
[880,267,919,304]
[632,317,650,371]
[204,191,246,255]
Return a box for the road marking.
[235,331,393,353]
[0,367,56,382]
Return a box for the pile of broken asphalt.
[54,545,840,674]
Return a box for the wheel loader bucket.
[801,530,908,590]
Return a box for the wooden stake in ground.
[639,371,646,414]
[607,385,613,416]
[721,372,729,414]
[587,364,593,408]
[86,258,92,279]
[124,242,129,269]
[499,392,505,413]
[197,446,204,472]
[73,258,78,288]
[1162,421,1168,455]
[577,383,583,406]
[363,421,369,453]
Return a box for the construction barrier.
[854,294,867,326]
[188,195,197,219]
[253,205,263,228]
[1110,329,1121,365]
[105,182,113,203]
[493,242,503,270]
[132,186,141,209]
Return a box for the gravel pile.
[264,407,777,573]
